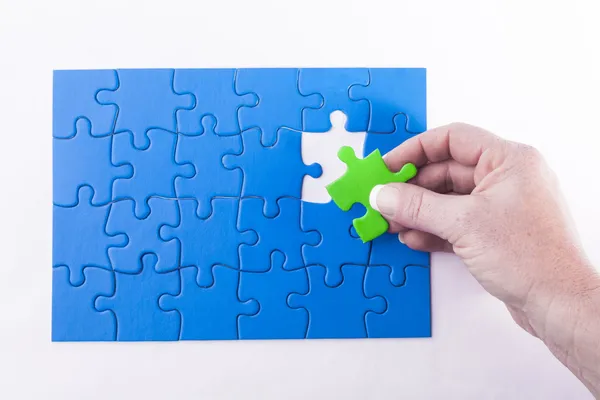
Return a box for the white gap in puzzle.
[301,111,366,204]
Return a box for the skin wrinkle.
[443,162,452,193]
[375,122,600,397]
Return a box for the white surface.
[0,0,599,399]
[301,111,366,203]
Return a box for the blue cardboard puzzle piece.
[238,197,320,272]
[301,201,370,287]
[349,68,426,134]
[222,127,321,217]
[364,265,431,338]
[288,265,386,339]
[364,113,418,157]
[160,198,257,287]
[105,198,180,274]
[53,69,118,138]
[174,115,242,218]
[174,69,257,134]
[370,232,430,286]
[298,68,369,132]
[236,68,322,146]
[238,252,309,340]
[159,265,259,340]
[53,117,133,207]
[53,186,127,286]
[95,254,181,341]
[112,129,195,218]
[97,69,194,149]
[52,266,116,341]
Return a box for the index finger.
[383,122,503,171]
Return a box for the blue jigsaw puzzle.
[52,68,430,341]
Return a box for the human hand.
[369,123,600,395]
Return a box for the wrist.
[526,261,599,340]
[524,260,600,394]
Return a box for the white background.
[1,0,599,399]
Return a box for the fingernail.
[369,185,398,216]
[398,233,405,244]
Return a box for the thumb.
[369,182,469,241]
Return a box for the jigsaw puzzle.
[52,68,430,341]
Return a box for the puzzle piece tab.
[159,266,258,340]
[160,198,257,287]
[326,146,418,242]
[238,197,320,272]
[53,118,132,207]
[287,265,386,339]
[236,68,322,146]
[301,201,369,286]
[364,113,417,157]
[223,127,321,217]
[112,129,195,218]
[95,254,180,341]
[370,232,430,286]
[174,68,257,134]
[174,115,242,218]
[53,186,127,286]
[238,252,308,339]
[349,68,426,133]
[105,198,180,274]
[298,68,369,132]
[52,266,116,341]
[364,265,431,338]
[53,69,117,138]
[97,69,194,149]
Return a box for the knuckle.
[518,143,544,163]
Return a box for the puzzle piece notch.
[95,253,181,341]
[52,266,116,341]
[238,197,320,272]
[174,115,242,218]
[239,251,309,339]
[53,117,133,207]
[301,201,370,287]
[222,127,322,217]
[53,186,128,286]
[174,69,258,135]
[364,265,431,338]
[349,68,426,134]
[105,197,180,274]
[370,232,430,286]
[53,69,118,138]
[96,69,194,149]
[159,198,258,287]
[159,265,259,340]
[326,146,417,242]
[298,68,369,133]
[236,68,322,146]
[301,111,366,204]
[287,265,386,339]
[364,113,417,157]
[112,128,195,219]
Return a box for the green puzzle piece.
[326,146,418,243]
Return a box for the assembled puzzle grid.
[52,68,431,341]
